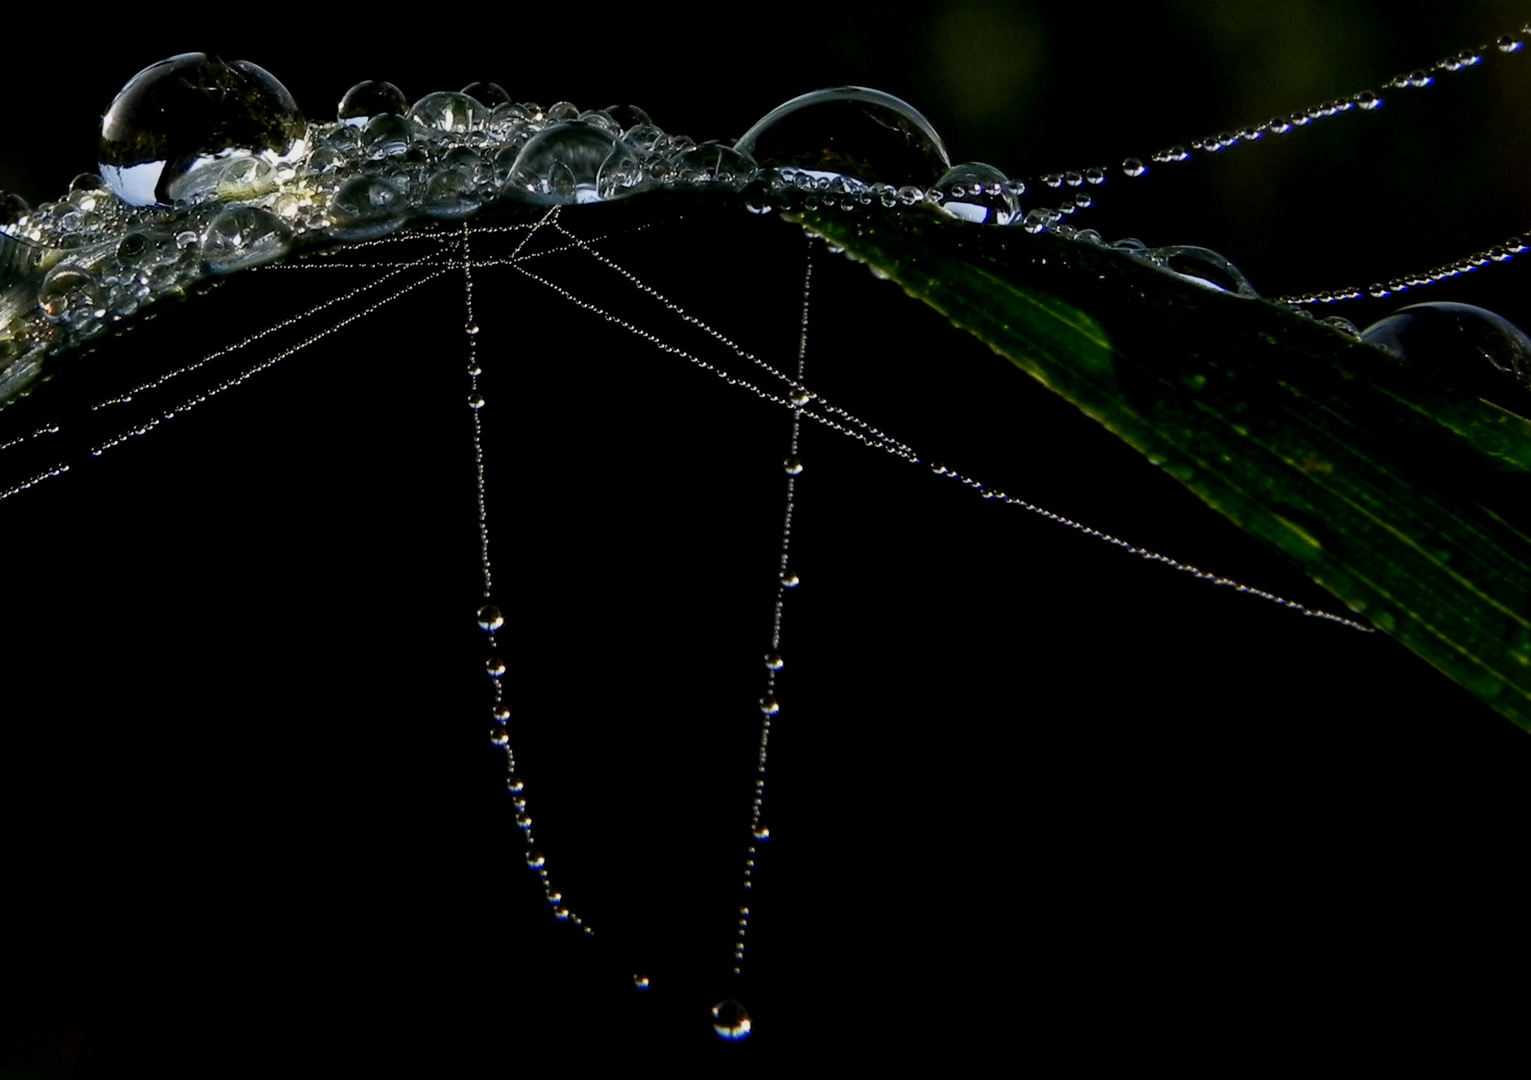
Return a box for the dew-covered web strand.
[1022,24,1531,303]
[508,206,1373,633]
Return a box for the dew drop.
[506,122,639,204]
[327,175,407,241]
[468,392,486,409]
[633,974,650,991]
[711,1000,752,1041]
[751,824,770,840]
[780,571,800,588]
[408,91,487,134]
[477,604,505,631]
[734,87,950,188]
[758,695,780,716]
[506,775,525,793]
[932,161,1017,225]
[199,205,291,274]
[1121,157,1147,178]
[1360,302,1531,412]
[782,456,803,475]
[486,656,507,677]
[764,652,784,671]
[490,728,510,749]
[99,53,306,207]
[337,80,408,125]
[36,265,101,322]
[526,849,545,869]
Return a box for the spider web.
[0,197,1518,1060]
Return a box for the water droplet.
[1354,90,1382,111]
[780,570,800,588]
[327,175,407,241]
[506,775,525,793]
[633,974,651,991]
[468,392,486,409]
[758,695,780,716]
[477,604,505,631]
[506,122,639,204]
[783,456,803,475]
[552,905,570,921]
[99,53,306,207]
[199,205,291,275]
[360,113,413,158]
[933,162,1017,225]
[486,656,506,677]
[492,705,511,722]
[1136,245,1261,298]
[337,80,408,125]
[764,652,784,671]
[461,81,513,108]
[1360,302,1531,412]
[408,91,487,134]
[490,728,510,749]
[711,1000,752,1041]
[734,87,950,188]
[751,824,770,840]
[526,849,545,869]
[36,265,101,322]
[516,812,533,830]
[1121,157,1147,178]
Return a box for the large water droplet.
[1361,302,1531,413]
[734,87,950,188]
[199,205,292,274]
[711,999,752,1041]
[505,122,640,204]
[407,91,487,134]
[1135,245,1261,299]
[477,604,505,632]
[337,80,408,126]
[327,176,407,241]
[36,265,101,323]
[99,53,306,207]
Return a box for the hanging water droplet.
[486,656,506,677]
[764,652,784,671]
[526,849,545,869]
[711,1000,752,1041]
[734,87,950,188]
[492,706,511,724]
[199,205,291,274]
[1121,157,1147,178]
[932,162,1017,225]
[515,812,533,830]
[751,824,770,840]
[783,455,803,475]
[506,775,525,793]
[780,571,800,588]
[490,728,510,749]
[337,80,408,126]
[99,53,307,207]
[552,905,570,921]
[632,974,651,991]
[758,695,780,716]
[468,392,486,409]
[477,604,505,631]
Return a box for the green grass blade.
[798,207,1531,733]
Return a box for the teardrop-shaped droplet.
[99,53,307,207]
[337,80,408,126]
[199,205,292,274]
[1136,245,1261,299]
[711,999,752,1041]
[1361,302,1531,413]
[933,161,1018,225]
[477,604,505,632]
[734,87,950,188]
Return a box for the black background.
[1,3,1528,1072]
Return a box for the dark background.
[2,2,1527,1072]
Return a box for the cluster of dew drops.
[4,45,1531,408]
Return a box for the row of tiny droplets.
[1020,26,1531,239]
[733,249,815,980]
[459,224,589,934]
